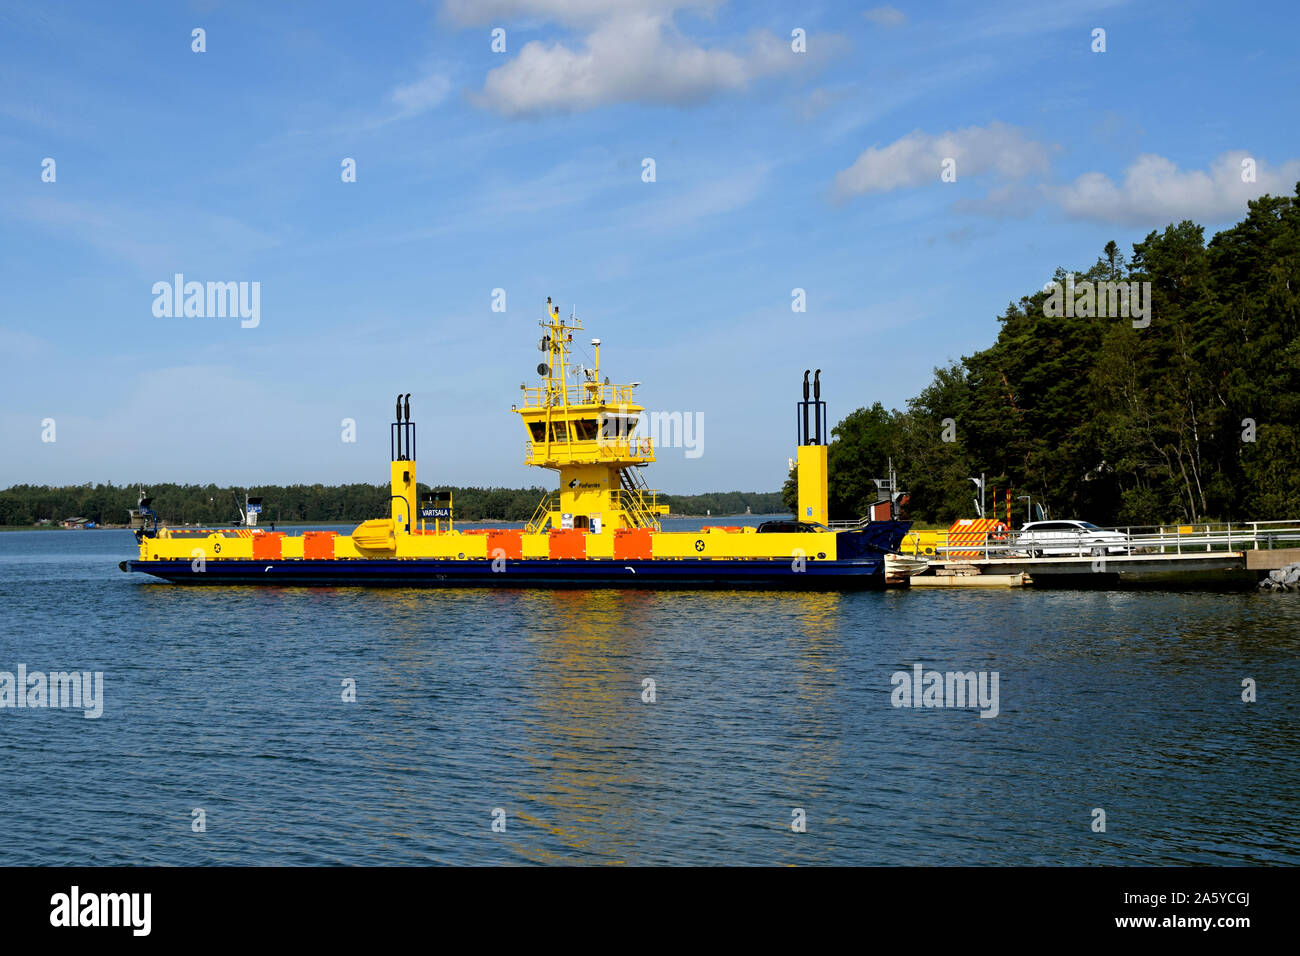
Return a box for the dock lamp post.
[969,474,986,518]
[1017,495,1033,527]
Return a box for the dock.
[901,521,1300,588]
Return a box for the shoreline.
[1,514,785,532]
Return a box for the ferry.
[122,299,911,588]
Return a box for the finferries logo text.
[152,274,260,328]
[0,665,103,718]
[891,663,1000,718]
[50,886,151,936]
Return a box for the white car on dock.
[1016,520,1128,557]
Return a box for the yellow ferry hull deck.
[123,298,911,588]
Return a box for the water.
[1,527,1297,865]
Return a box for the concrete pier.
[1246,547,1300,571]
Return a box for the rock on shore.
[1260,562,1300,590]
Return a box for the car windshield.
[755,521,828,533]
[1078,522,1103,530]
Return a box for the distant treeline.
[782,186,1300,526]
[0,483,784,526]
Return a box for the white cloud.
[864,6,906,28]
[469,8,825,115]
[833,133,1300,224]
[1056,151,1300,225]
[389,72,452,117]
[299,69,453,136]
[443,0,718,27]
[833,122,1053,198]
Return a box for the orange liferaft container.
[613,528,653,560]
[548,528,586,559]
[487,529,524,560]
[302,531,337,560]
[252,531,285,560]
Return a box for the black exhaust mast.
[394,394,404,458]
[813,370,822,444]
[392,393,415,461]
[801,370,811,445]
[797,369,827,447]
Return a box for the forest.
[0,482,783,527]
[783,186,1300,526]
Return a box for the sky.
[2,0,1297,494]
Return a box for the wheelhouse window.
[599,414,639,441]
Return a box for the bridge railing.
[927,521,1300,561]
[524,436,655,462]
[520,384,638,408]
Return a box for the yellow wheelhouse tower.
[516,298,664,535]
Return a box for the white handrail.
[931,523,1300,560]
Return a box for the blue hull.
[122,555,890,589]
